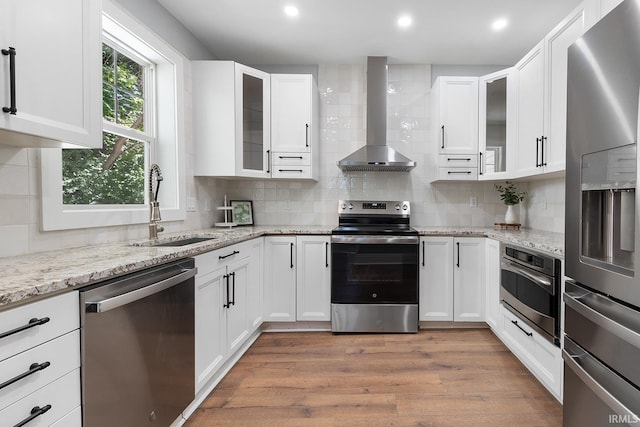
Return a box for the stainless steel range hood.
[337,56,416,172]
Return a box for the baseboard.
[419,321,489,329]
[261,321,331,332]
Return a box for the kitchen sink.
[154,237,217,247]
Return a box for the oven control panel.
[338,200,410,215]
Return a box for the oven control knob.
[395,204,400,210]
[402,203,408,211]
[340,202,346,210]
[372,293,377,298]
[348,203,353,210]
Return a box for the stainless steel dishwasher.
[80,258,196,427]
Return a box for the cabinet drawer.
[272,152,311,165]
[195,241,251,276]
[272,165,312,179]
[1,368,81,427]
[438,154,478,167]
[438,167,478,180]
[0,330,79,411]
[0,292,79,363]
[50,406,81,427]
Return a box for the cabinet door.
[271,74,312,153]
[453,238,486,322]
[434,77,479,155]
[543,4,588,174]
[515,41,545,177]
[296,236,331,321]
[0,0,101,148]
[263,236,297,322]
[235,63,271,178]
[419,237,454,321]
[598,0,624,18]
[478,68,515,180]
[245,238,264,332]
[194,263,226,393]
[485,239,502,332]
[226,255,250,355]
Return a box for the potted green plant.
[494,181,527,224]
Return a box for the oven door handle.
[501,259,553,293]
[331,235,419,244]
[563,338,638,420]
[85,268,197,313]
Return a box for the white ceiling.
[158,0,583,65]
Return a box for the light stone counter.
[0,225,562,310]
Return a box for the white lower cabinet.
[194,239,262,393]
[484,238,502,332]
[0,292,80,426]
[420,237,485,322]
[296,236,331,321]
[263,235,331,322]
[500,306,563,401]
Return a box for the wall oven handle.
[563,338,637,419]
[0,317,50,340]
[564,288,640,348]
[501,259,553,292]
[0,361,50,391]
[14,404,52,427]
[290,242,294,269]
[511,319,533,337]
[85,267,197,313]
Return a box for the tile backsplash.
[0,63,565,257]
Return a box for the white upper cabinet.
[478,68,516,180]
[432,76,479,155]
[431,76,479,181]
[596,0,624,19]
[193,61,271,178]
[270,74,319,180]
[0,0,101,148]
[514,2,592,178]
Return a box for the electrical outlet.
[186,197,197,212]
[470,196,478,207]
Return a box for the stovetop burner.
[332,200,417,236]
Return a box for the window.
[41,0,186,230]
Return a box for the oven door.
[331,235,418,304]
[500,257,559,345]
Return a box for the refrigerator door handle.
[563,338,638,419]
[564,288,640,348]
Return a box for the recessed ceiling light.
[492,18,508,31]
[284,5,299,17]
[397,15,412,29]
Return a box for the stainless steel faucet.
[149,164,164,239]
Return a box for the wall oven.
[331,200,419,333]
[500,243,561,346]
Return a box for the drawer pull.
[447,171,472,174]
[0,317,50,340]
[278,155,303,160]
[511,320,533,337]
[0,361,51,391]
[278,169,304,173]
[14,404,52,427]
[447,158,472,161]
[218,250,239,260]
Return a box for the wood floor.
[185,329,562,427]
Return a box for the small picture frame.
[230,200,254,226]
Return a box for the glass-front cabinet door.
[479,68,515,180]
[235,64,270,177]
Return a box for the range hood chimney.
[337,56,416,172]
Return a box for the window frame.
[41,0,186,231]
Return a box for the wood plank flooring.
[185,329,562,426]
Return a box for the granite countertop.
[0,225,563,310]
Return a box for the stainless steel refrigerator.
[564,0,640,425]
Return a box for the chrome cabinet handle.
[0,317,50,340]
[2,47,17,115]
[85,268,197,313]
[511,319,533,337]
[541,136,547,166]
[14,404,52,427]
[0,361,50,391]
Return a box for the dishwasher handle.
[85,267,197,313]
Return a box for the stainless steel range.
[331,200,419,333]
